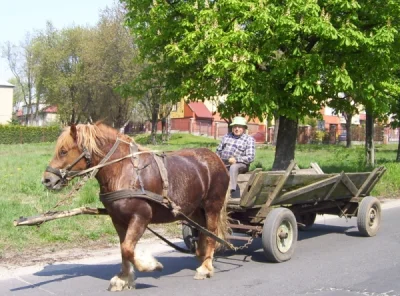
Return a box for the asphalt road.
[1,200,400,296]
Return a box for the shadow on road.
[10,223,362,293]
[10,255,210,292]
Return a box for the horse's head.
[42,124,93,190]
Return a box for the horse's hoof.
[194,266,214,280]
[108,274,135,291]
[135,248,164,272]
[155,261,164,271]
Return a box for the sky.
[0,0,116,83]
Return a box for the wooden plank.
[246,168,262,186]
[293,168,319,175]
[250,160,297,223]
[323,172,344,200]
[237,174,252,182]
[239,173,265,208]
[354,167,379,197]
[341,167,387,216]
[260,174,337,187]
[363,167,386,195]
[266,160,298,206]
[274,174,341,204]
[340,173,359,196]
[310,162,324,174]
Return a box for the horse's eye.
[59,149,68,157]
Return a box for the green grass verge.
[0,135,399,257]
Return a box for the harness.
[46,138,236,252]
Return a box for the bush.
[0,125,61,144]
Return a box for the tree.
[2,35,39,125]
[33,3,139,127]
[123,0,400,169]
[7,77,24,106]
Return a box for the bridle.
[45,138,157,185]
[45,147,92,183]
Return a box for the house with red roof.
[15,104,58,126]
[166,99,267,142]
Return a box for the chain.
[234,236,254,251]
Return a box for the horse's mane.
[55,122,147,158]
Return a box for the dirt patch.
[1,226,180,271]
[0,239,119,270]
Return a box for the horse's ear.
[70,124,77,142]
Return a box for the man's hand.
[228,157,236,164]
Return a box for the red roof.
[42,106,58,113]
[188,102,213,119]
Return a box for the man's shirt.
[216,132,255,164]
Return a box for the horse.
[41,122,230,291]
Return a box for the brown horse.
[42,122,230,291]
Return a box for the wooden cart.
[182,161,386,262]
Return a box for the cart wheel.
[297,213,317,231]
[262,208,298,263]
[357,196,381,237]
[182,223,198,253]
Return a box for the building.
[168,99,267,142]
[0,81,14,124]
[16,104,59,126]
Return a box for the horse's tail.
[215,189,231,251]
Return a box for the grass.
[0,134,399,258]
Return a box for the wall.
[0,83,14,124]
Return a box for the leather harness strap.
[153,153,169,198]
[99,188,165,205]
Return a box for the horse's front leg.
[108,216,163,292]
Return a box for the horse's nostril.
[42,178,51,185]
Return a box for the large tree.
[123,0,399,169]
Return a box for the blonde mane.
[55,122,147,158]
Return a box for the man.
[216,116,255,197]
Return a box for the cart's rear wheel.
[182,223,198,253]
[296,212,317,231]
[262,208,298,263]
[357,196,381,237]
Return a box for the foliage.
[2,3,140,128]
[122,0,400,168]
[0,125,61,144]
[299,116,318,128]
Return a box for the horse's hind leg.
[108,217,163,292]
[194,211,220,280]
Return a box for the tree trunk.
[272,115,298,170]
[365,109,375,167]
[345,113,352,148]
[397,129,400,162]
[273,117,279,146]
[161,117,167,143]
[150,106,158,145]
